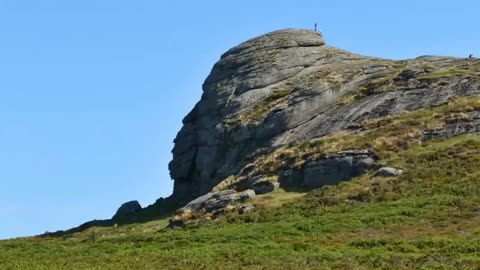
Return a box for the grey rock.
[251,180,280,194]
[397,69,423,80]
[278,169,304,188]
[167,218,185,229]
[239,205,256,214]
[374,167,404,177]
[303,150,377,189]
[167,28,480,202]
[238,189,256,201]
[421,111,480,141]
[112,200,142,220]
[178,189,256,219]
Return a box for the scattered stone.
[374,167,404,177]
[112,200,142,220]
[167,219,185,229]
[239,205,256,214]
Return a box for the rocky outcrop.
[277,149,377,189]
[303,150,377,188]
[251,180,280,194]
[47,28,480,235]
[112,200,142,220]
[174,189,255,222]
[168,28,480,202]
[421,111,480,141]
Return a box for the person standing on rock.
[469,54,474,59]
[314,23,317,32]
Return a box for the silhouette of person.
[469,54,474,59]
[314,23,317,31]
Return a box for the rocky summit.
[169,28,480,202]
[8,28,480,270]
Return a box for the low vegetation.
[3,95,480,269]
[3,136,480,269]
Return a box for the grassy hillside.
[3,98,480,269]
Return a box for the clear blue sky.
[0,0,478,239]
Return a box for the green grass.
[5,93,480,269]
[4,135,480,269]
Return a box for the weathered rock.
[176,189,256,221]
[167,218,185,229]
[251,180,280,194]
[421,111,480,141]
[238,189,256,201]
[278,169,304,188]
[112,200,142,220]
[374,167,404,177]
[303,150,377,189]
[168,28,480,202]
[239,205,256,214]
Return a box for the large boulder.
[112,200,142,220]
[303,150,377,189]
[175,189,256,221]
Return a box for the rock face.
[276,149,377,189]
[303,150,377,188]
[421,111,480,141]
[112,200,142,220]
[251,180,280,194]
[168,28,480,202]
[182,189,255,212]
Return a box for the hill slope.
[2,29,480,269]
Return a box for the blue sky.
[0,0,478,239]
